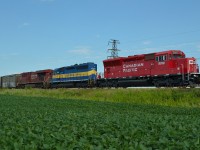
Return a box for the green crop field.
[0,88,200,149]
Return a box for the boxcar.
[51,62,97,88]
[1,74,20,88]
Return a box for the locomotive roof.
[1,74,20,77]
[21,69,52,74]
[103,57,125,62]
[104,50,185,62]
[36,69,53,73]
[54,62,96,70]
[155,50,184,55]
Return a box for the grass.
[0,88,200,107]
[0,94,200,149]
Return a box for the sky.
[0,0,200,76]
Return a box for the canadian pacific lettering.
[123,63,144,72]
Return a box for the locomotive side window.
[156,55,167,62]
[163,55,167,61]
[156,56,159,61]
[159,56,162,61]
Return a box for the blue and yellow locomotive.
[51,62,97,88]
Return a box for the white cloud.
[95,34,101,38]
[143,41,151,45]
[23,23,30,26]
[0,53,19,60]
[19,22,30,28]
[67,47,92,55]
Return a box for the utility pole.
[107,39,120,59]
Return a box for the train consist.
[0,50,200,88]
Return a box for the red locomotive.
[98,50,200,87]
[17,69,53,88]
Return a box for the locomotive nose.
[188,58,198,73]
[189,59,195,65]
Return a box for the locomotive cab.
[170,52,185,60]
[153,50,186,76]
[156,50,200,86]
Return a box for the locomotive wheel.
[154,81,160,88]
[189,81,197,88]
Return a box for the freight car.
[17,69,53,88]
[51,62,97,88]
[1,74,20,88]
[98,50,200,87]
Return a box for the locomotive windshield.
[172,54,184,59]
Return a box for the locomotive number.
[158,62,165,65]
[31,74,38,80]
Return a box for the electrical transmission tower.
[107,39,120,59]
